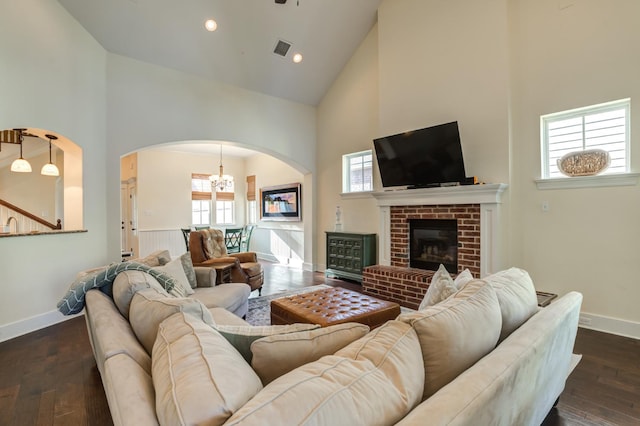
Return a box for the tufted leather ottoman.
[270,287,401,329]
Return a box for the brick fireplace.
[363,184,507,309]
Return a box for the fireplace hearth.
[410,219,457,272]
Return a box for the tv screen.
[373,121,467,188]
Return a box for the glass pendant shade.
[41,135,60,176]
[41,163,59,176]
[11,157,32,173]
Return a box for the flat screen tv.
[373,121,467,188]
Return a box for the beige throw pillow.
[225,321,424,426]
[399,279,501,400]
[454,268,474,288]
[129,288,215,354]
[112,270,169,319]
[419,264,457,309]
[250,322,370,385]
[214,324,320,364]
[483,267,538,342]
[154,257,195,297]
[153,312,263,426]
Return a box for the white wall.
[137,149,247,231]
[378,0,511,185]
[245,153,307,267]
[314,0,640,337]
[0,0,108,340]
[105,54,317,269]
[509,0,640,334]
[316,25,381,270]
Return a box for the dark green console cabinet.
[325,232,377,282]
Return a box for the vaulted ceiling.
[57,0,382,106]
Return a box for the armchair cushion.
[202,228,228,258]
[230,252,258,263]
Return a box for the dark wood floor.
[0,263,638,425]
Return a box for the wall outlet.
[578,315,592,326]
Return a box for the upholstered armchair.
[189,229,264,294]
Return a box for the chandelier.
[209,145,234,191]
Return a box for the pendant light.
[10,129,32,173]
[41,134,60,176]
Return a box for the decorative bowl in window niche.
[557,149,610,177]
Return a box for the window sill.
[535,173,640,190]
[339,191,375,199]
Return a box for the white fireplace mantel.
[371,183,508,277]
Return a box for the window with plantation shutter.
[541,99,630,179]
[342,150,373,193]
[191,174,212,226]
[214,179,234,225]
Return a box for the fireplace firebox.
[410,219,458,272]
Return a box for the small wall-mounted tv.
[373,121,467,188]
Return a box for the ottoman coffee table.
[270,287,401,329]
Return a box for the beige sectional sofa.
[83,260,582,426]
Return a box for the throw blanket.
[57,262,177,315]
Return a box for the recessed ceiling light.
[204,19,217,32]
[292,53,303,63]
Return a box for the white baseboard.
[256,252,280,263]
[578,311,640,340]
[0,309,84,344]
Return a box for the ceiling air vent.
[273,39,292,57]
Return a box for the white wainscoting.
[251,226,304,267]
[138,229,188,259]
[138,227,305,267]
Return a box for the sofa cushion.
[135,249,171,267]
[129,288,215,354]
[85,290,152,375]
[154,256,195,297]
[209,307,251,326]
[483,267,539,342]
[240,261,262,277]
[250,322,370,385]
[190,283,250,313]
[112,270,169,319]
[484,268,538,341]
[225,320,424,426]
[398,279,501,400]
[153,312,263,426]
[214,323,320,364]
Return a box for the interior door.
[127,181,138,258]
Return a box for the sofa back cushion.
[225,321,424,426]
[153,312,263,426]
[112,270,169,319]
[398,279,501,400]
[129,288,215,354]
[483,267,539,342]
[134,249,171,267]
[250,322,370,385]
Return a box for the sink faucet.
[6,216,18,233]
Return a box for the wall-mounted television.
[373,121,467,188]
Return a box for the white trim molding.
[371,184,508,276]
[0,309,83,343]
[535,173,640,190]
[579,311,640,340]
